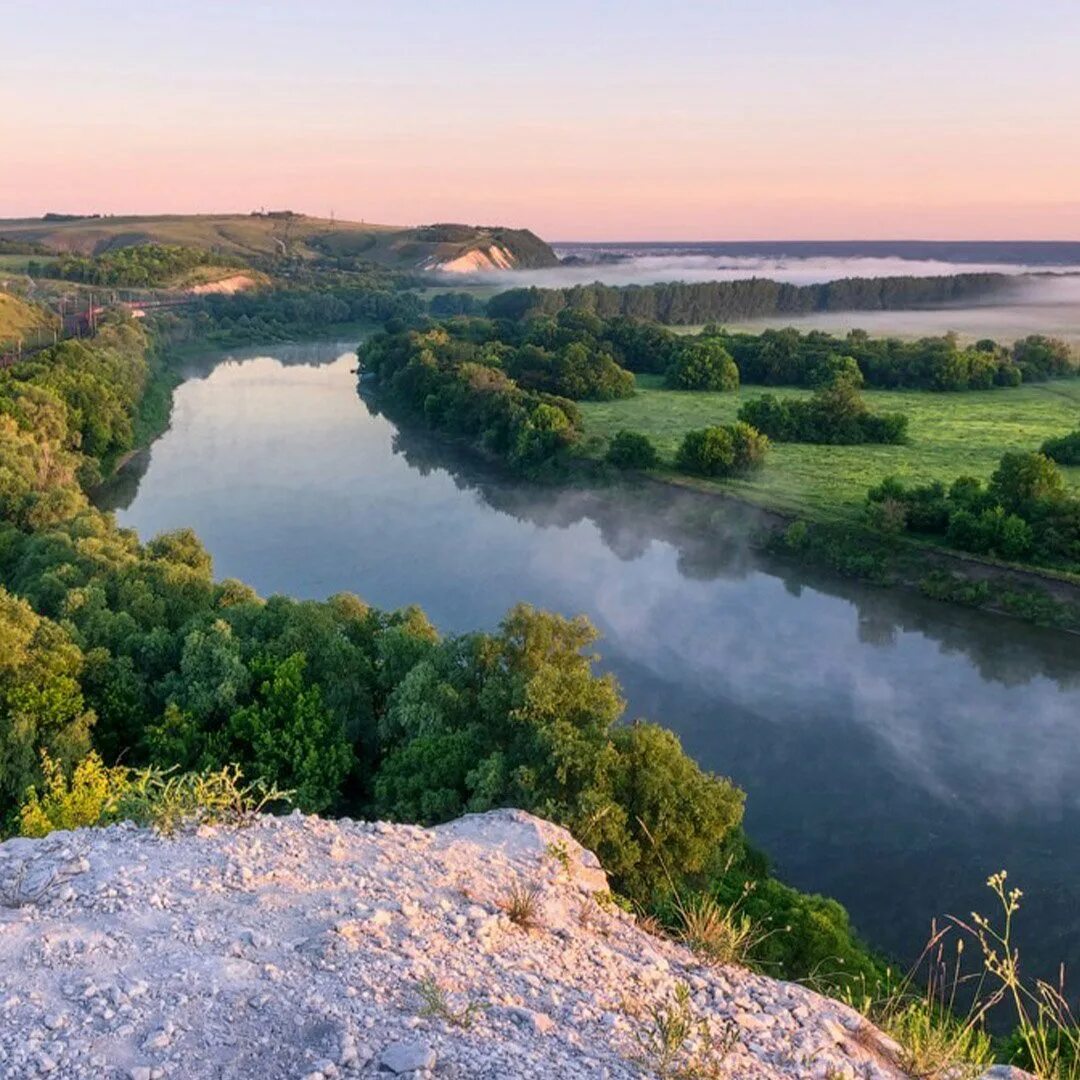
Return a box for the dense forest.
[0,313,882,990]
[486,272,1014,324]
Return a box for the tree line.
[581,317,1076,392]
[486,273,1014,325]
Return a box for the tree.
[607,430,659,470]
[226,653,354,814]
[0,587,94,816]
[675,427,734,476]
[989,452,1066,514]
[675,424,768,477]
[666,340,739,391]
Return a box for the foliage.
[359,322,588,478]
[868,452,1080,571]
[665,338,739,392]
[415,977,485,1029]
[524,316,1075,392]
[0,587,93,814]
[1042,430,1080,466]
[154,282,424,348]
[675,423,769,478]
[18,751,128,837]
[486,273,1012,326]
[606,429,659,470]
[19,751,290,837]
[674,887,766,968]
[500,879,543,930]
[624,982,740,1080]
[35,244,241,288]
[738,360,909,445]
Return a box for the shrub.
[676,427,733,476]
[675,424,768,478]
[18,752,291,838]
[607,429,659,470]
[728,421,770,472]
[738,371,908,445]
[989,452,1066,514]
[1042,430,1080,466]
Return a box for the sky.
[3,0,1080,240]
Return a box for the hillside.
[0,290,56,345]
[0,214,560,273]
[0,809,1027,1080]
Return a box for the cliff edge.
[0,810,1027,1079]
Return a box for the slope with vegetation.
[0,213,559,272]
[0,290,57,348]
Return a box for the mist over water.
[101,342,1080,979]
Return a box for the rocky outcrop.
[0,811,1029,1079]
[427,245,517,274]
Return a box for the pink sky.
[4,0,1080,240]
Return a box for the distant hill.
[0,214,560,272]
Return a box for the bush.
[675,427,733,476]
[675,424,769,478]
[1042,430,1080,466]
[18,752,291,838]
[738,365,908,446]
[607,429,659,470]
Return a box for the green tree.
[989,452,1066,514]
[227,653,354,813]
[666,340,739,392]
[606,429,659,470]
[675,427,734,476]
[0,587,94,816]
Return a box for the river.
[99,339,1080,978]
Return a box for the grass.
[500,880,544,930]
[676,888,768,968]
[415,976,485,1029]
[580,374,1080,523]
[624,982,740,1079]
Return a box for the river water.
[100,340,1080,977]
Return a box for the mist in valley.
[457,250,1080,344]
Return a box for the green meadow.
[579,374,1080,522]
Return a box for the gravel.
[0,809,1032,1079]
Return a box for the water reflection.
[104,342,1080,976]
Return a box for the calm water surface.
[102,341,1080,975]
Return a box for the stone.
[378,1039,436,1074]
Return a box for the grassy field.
[579,375,1080,522]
